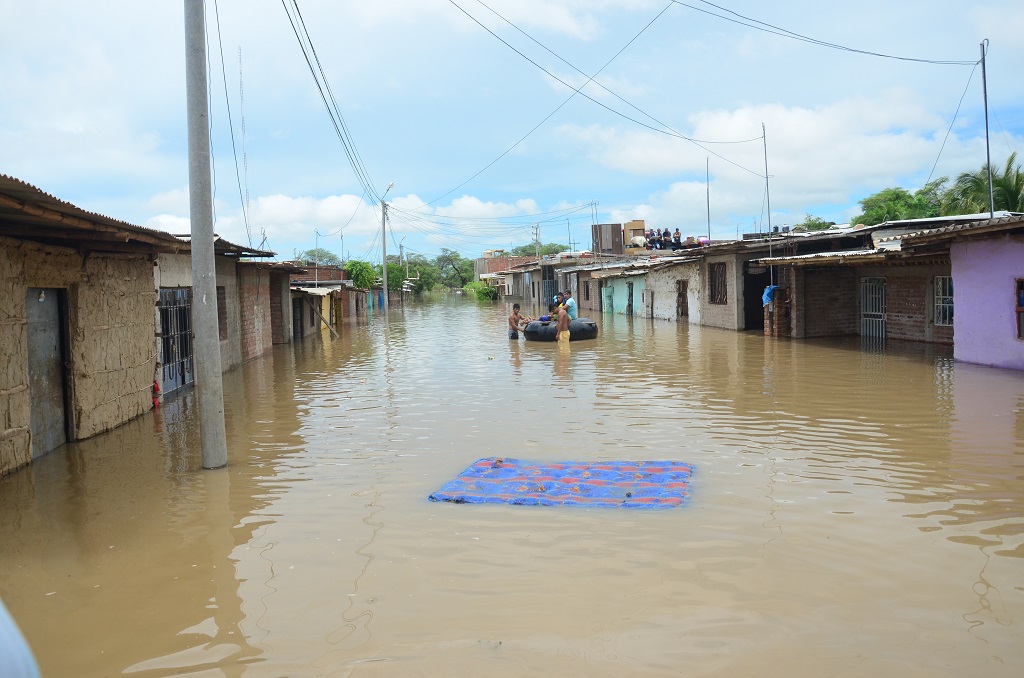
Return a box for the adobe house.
[0,175,184,475]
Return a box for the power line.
[280,0,383,202]
[446,0,765,184]
[675,1,977,66]
[927,63,979,185]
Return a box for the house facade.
[1,176,184,475]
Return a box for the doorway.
[676,280,689,319]
[861,277,886,339]
[26,288,70,457]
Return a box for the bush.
[464,281,498,301]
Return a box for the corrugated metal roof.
[881,213,1024,246]
[753,248,886,266]
[0,174,186,253]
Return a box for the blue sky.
[3,1,1022,263]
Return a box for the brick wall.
[801,268,858,337]
[874,265,954,345]
[238,266,272,361]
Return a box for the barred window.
[1016,279,1024,340]
[709,262,727,305]
[934,276,953,326]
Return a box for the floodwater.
[2,297,1023,677]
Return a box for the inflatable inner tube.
[523,317,599,342]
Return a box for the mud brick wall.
[0,237,154,476]
[73,255,156,438]
[239,265,273,361]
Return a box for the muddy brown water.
[1,297,1022,677]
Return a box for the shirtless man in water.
[555,304,570,343]
[508,303,531,339]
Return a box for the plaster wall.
[645,264,702,324]
[601,276,644,316]
[952,236,1024,370]
[1,237,154,476]
[700,256,741,330]
[154,253,242,371]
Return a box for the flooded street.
[2,297,1023,677]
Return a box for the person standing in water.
[555,304,571,343]
[508,303,530,339]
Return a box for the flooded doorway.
[861,276,886,338]
[743,263,772,330]
[676,279,688,319]
[25,287,69,457]
[626,281,634,315]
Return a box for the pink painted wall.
[952,235,1024,370]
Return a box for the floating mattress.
[429,457,695,509]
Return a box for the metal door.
[26,288,67,457]
[860,277,886,339]
[626,282,634,315]
[159,288,194,395]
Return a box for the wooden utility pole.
[184,0,228,469]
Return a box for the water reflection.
[1,298,1022,676]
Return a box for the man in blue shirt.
[563,289,578,320]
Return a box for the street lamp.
[381,182,394,315]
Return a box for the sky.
[3,1,1023,264]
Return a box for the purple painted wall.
[952,236,1024,370]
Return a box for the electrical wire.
[280,0,383,202]
[446,0,765,189]
[474,0,760,145]
[926,63,979,185]
[675,1,977,66]
[211,0,252,246]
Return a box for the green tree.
[435,248,474,289]
[792,215,834,232]
[296,247,342,267]
[851,179,947,226]
[942,152,1024,215]
[405,254,441,294]
[509,242,568,257]
[344,260,375,289]
[382,262,406,291]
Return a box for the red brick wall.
[875,266,954,345]
[802,268,858,337]
[239,266,273,360]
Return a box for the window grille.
[709,263,727,305]
[1017,279,1024,340]
[934,276,953,326]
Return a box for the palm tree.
[942,152,1024,215]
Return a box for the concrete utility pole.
[381,182,394,315]
[184,0,228,469]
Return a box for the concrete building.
[896,214,1024,369]
[754,214,1013,346]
